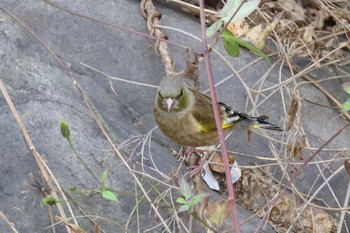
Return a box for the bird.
[153,73,282,148]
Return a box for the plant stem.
[198,1,240,232]
[67,138,101,186]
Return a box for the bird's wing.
[189,89,230,133]
[186,88,282,132]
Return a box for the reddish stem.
[198,1,240,232]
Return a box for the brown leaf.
[204,200,233,228]
[287,135,306,160]
[227,19,250,37]
[235,168,337,232]
[287,95,299,130]
[57,217,87,233]
[209,152,235,174]
[242,19,278,50]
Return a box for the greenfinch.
[153,73,282,147]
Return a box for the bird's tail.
[219,102,283,131]
[252,115,283,131]
[232,111,283,131]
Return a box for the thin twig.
[81,62,158,89]
[166,0,217,14]
[254,122,350,233]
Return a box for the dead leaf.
[227,18,251,37]
[287,94,299,130]
[297,206,338,233]
[269,194,296,231]
[209,152,235,174]
[204,200,233,228]
[303,26,314,44]
[287,135,306,160]
[242,18,279,49]
[236,168,337,232]
[57,216,86,233]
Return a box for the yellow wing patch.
[197,121,232,133]
[222,122,233,129]
[249,124,261,129]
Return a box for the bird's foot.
[187,151,210,178]
[182,146,199,157]
[180,146,211,178]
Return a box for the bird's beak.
[164,98,175,112]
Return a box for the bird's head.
[158,88,184,112]
[156,74,190,113]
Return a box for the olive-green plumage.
[153,73,282,147]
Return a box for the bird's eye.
[176,88,184,99]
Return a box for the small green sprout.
[60,120,70,140]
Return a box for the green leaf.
[217,0,243,18]
[101,170,109,182]
[176,197,188,205]
[220,0,260,24]
[223,35,240,57]
[188,193,210,207]
[342,100,350,112]
[42,196,58,206]
[178,204,190,213]
[341,82,350,95]
[206,20,223,38]
[179,176,192,200]
[207,0,260,38]
[102,189,118,201]
[221,30,270,62]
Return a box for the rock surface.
[0,0,349,232]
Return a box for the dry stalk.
[0,80,74,233]
[141,0,176,74]
[0,211,19,233]
[160,0,217,15]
